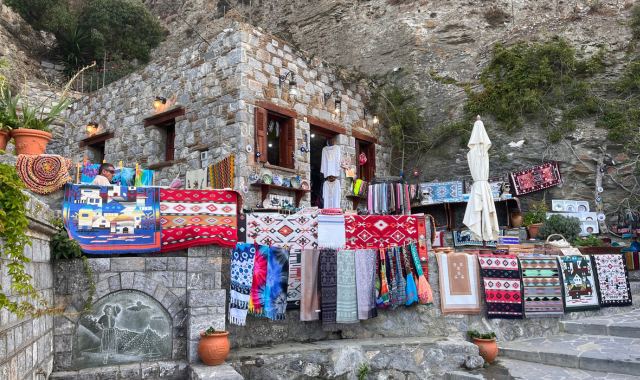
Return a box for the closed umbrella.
[463,116,500,241]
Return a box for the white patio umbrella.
[463,115,500,241]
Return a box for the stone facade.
[51,245,226,378]
[57,19,389,211]
[0,157,57,380]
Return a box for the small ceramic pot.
[510,211,523,228]
[11,128,52,155]
[198,331,230,366]
[472,338,498,364]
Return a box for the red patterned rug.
[510,161,562,195]
[159,189,238,252]
[344,215,419,249]
[478,254,524,319]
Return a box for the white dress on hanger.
[323,179,341,209]
[321,145,342,178]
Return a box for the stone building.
[55,19,390,211]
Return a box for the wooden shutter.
[367,143,376,180]
[165,124,175,161]
[254,107,268,163]
[282,118,296,168]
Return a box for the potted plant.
[198,326,230,366]
[538,214,581,243]
[0,87,18,151]
[467,330,498,364]
[523,201,548,239]
[574,234,621,254]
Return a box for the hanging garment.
[436,252,481,315]
[264,246,290,320]
[321,145,342,177]
[322,179,342,209]
[355,249,378,320]
[249,244,269,317]
[229,243,257,326]
[300,249,321,321]
[320,248,338,326]
[336,250,358,323]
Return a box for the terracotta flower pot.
[473,338,499,364]
[11,129,52,155]
[510,211,523,228]
[198,331,230,365]
[527,223,543,239]
[0,130,9,151]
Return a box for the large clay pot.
[473,338,499,364]
[11,128,52,155]
[0,130,9,151]
[198,331,230,365]
[510,211,523,228]
[527,223,543,239]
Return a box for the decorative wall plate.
[273,174,283,186]
[262,173,273,185]
[290,176,301,189]
[300,179,310,191]
[282,177,291,187]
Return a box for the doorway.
[309,126,338,208]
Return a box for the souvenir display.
[368,181,411,214]
[436,252,481,314]
[16,154,72,194]
[510,161,562,196]
[344,215,419,250]
[592,254,632,307]
[557,255,600,312]
[209,154,235,189]
[520,255,564,318]
[229,243,257,326]
[478,255,524,319]
[418,181,464,204]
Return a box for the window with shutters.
[254,105,295,169]
[143,107,184,166]
[356,139,376,181]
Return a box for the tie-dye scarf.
[264,246,290,320]
[229,243,256,326]
[249,244,269,317]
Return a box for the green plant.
[538,214,582,242]
[0,163,39,318]
[357,362,370,380]
[13,94,71,132]
[573,235,604,247]
[467,330,497,340]
[203,326,225,335]
[523,201,548,226]
[50,219,82,260]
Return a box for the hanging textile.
[355,249,377,320]
[322,179,342,209]
[300,249,321,321]
[62,185,161,254]
[113,167,135,187]
[159,189,238,251]
[402,246,418,306]
[16,154,72,194]
[229,243,257,326]
[478,254,524,319]
[336,250,358,323]
[409,243,433,304]
[185,168,208,189]
[558,255,600,312]
[592,254,633,307]
[264,246,289,320]
[366,181,411,215]
[80,163,100,184]
[344,215,419,249]
[510,161,562,196]
[625,251,640,271]
[436,252,481,314]
[209,154,235,189]
[418,181,465,204]
[321,145,342,177]
[416,214,430,278]
[389,247,406,308]
[249,244,269,317]
[134,168,154,186]
[376,248,391,309]
[318,212,346,248]
[519,255,564,318]
[320,248,338,326]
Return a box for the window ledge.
[264,163,297,174]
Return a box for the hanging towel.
[318,213,346,248]
[320,248,338,326]
[249,244,269,317]
[265,246,289,320]
[300,249,321,321]
[355,249,378,320]
[229,243,257,326]
[336,250,358,324]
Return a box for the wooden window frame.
[356,138,376,181]
[254,103,296,169]
[144,107,184,165]
[80,131,113,163]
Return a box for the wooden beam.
[307,115,346,135]
[352,129,378,144]
[144,106,185,127]
[79,131,114,148]
[255,100,297,118]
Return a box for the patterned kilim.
[478,255,524,319]
[592,254,633,307]
[519,255,564,317]
[510,161,562,195]
[63,184,161,254]
[16,154,72,194]
[418,181,464,204]
[246,212,318,308]
[625,251,639,271]
[159,189,238,252]
[558,255,600,312]
[344,215,419,249]
[209,154,235,189]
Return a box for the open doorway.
[309,126,338,208]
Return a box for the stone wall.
[0,162,57,380]
[51,245,227,379]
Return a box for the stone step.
[496,358,640,380]
[500,334,640,377]
[561,309,640,338]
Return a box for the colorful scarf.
[229,243,257,326]
[300,249,321,321]
[319,248,338,326]
[520,255,564,318]
[510,161,562,196]
[264,246,289,320]
[80,163,100,184]
[376,248,390,308]
[159,189,238,251]
[355,249,377,320]
[209,154,235,189]
[409,243,433,304]
[249,244,269,317]
[318,213,346,248]
[390,247,406,308]
[625,251,640,271]
[185,168,208,189]
[436,252,481,314]
[113,167,135,186]
[478,255,524,319]
[557,255,600,312]
[344,215,419,249]
[134,168,154,186]
[336,250,358,323]
[62,185,161,254]
[402,247,418,306]
[16,154,71,194]
[592,254,633,307]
